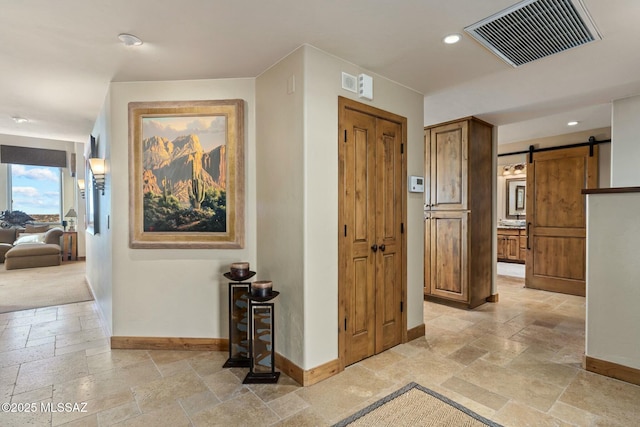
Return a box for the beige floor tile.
[273,407,330,426]
[549,401,599,427]
[247,373,302,403]
[55,327,106,349]
[6,311,58,328]
[132,369,209,413]
[178,389,220,416]
[13,346,82,393]
[441,376,508,411]
[108,402,191,427]
[457,359,564,412]
[448,345,488,366]
[96,401,141,426]
[147,349,207,366]
[55,337,110,356]
[28,318,82,341]
[3,274,639,426]
[296,365,394,423]
[58,414,99,426]
[358,347,406,371]
[186,351,228,377]
[267,390,311,420]
[201,368,250,402]
[191,392,280,427]
[86,349,152,374]
[495,401,573,427]
[0,404,52,427]
[11,385,53,403]
[51,389,134,426]
[426,314,474,332]
[559,370,640,426]
[506,350,579,387]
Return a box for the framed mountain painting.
[128,100,245,248]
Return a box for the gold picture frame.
[128,100,245,248]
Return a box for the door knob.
[380,244,386,252]
[371,244,378,252]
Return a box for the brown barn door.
[525,146,598,296]
[339,97,405,367]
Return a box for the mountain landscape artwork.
[129,99,244,249]
[142,115,228,233]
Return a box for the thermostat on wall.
[409,176,424,193]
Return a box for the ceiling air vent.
[464,0,601,67]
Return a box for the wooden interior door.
[342,108,376,365]
[525,145,598,296]
[339,98,405,367]
[375,118,402,353]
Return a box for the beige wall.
[586,192,640,370]
[256,48,306,366]
[95,78,256,337]
[257,45,424,369]
[612,95,640,187]
[86,92,113,333]
[586,94,640,373]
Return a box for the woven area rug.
[333,382,503,427]
[0,261,92,313]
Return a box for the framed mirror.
[506,178,526,218]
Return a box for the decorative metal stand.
[222,272,256,368]
[243,291,280,384]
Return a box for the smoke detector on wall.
[464,0,601,67]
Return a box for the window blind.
[0,144,67,168]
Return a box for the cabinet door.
[426,211,468,302]
[497,234,506,260]
[506,236,519,260]
[425,122,468,210]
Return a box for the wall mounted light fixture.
[88,158,106,195]
[77,179,86,199]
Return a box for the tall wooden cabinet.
[424,117,493,309]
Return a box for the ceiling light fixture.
[12,116,28,124]
[567,121,579,126]
[443,34,462,44]
[118,33,143,47]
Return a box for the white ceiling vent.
[464,0,601,67]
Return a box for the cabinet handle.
[527,222,531,250]
[371,244,378,253]
[380,244,386,252]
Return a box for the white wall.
[87,93,113,333]
[96,78,256,338]
[256,48,306,366]
[612,95,640,187]
[586,193,640,370]
[257,45,424,370]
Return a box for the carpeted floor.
[333,383,503,427]
[0,260,92,313]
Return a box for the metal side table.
[243,291,280,384]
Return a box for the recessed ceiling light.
[567,121,579,126]
[12,116,28,124]
[118,33,143,46]
[443,34,462,44]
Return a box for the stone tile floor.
[1,275,639,426]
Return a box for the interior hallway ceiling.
[0,0,637,145]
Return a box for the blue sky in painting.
[11,164,61,215]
